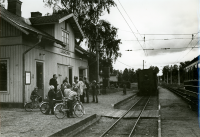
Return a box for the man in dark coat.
[91,80,98,103]
[84,77,90,103]
[49,74,58,93]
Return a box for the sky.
[2,0,199,75]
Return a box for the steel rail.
[167,87,192,102]
[128,96,151,137]
[164,86,198,106]
[99,96,144,137]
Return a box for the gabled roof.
[29,13,84,39]
[0,6,64,45]
[1,7,48,37]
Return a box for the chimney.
[7,0,22,17]
[31,12,42,18]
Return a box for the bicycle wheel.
[40,102,49,114]
[25,102,33,112]
[54,103,66,119]
[74,103,84,117]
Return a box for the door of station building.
[36,62,44,99]
[79,69,86,80]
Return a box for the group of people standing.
[66,76,99,104]
[45,74,100,116]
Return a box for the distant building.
[0,0,89,107]
[100,74,118,82]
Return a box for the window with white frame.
[62,30,69,50]
[0,59,8,91]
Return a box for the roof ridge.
[29,12,70,19]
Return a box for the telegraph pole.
[143,60,144,69]
[178,66,180,85]
[96,26,100,83]
[171,65,172,84]
[96,0,101,84]
[96,39,100,83]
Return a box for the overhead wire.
[118,29,197,36]
[117,1,199,69]
[117,0,153,69]
[122,37,200,41]
[117,0,154,66]
[140,33,199,35]
[176,32,199,63]
[115,2,147,57]
[116,59,134,68]
[178,40,200,62]
[116,59,147,68]
[125,47,199,51]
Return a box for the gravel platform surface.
[0,90,136,137]
[159,87,200,137]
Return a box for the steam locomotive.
[137,69,158,96]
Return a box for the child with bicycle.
[64,84,77,118]
[30,87,40,103]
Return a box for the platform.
[0,90,135,137]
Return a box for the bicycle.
[40,100,50,114]
[54,96,85,119]
[24,96,49,114]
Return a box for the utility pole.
[96,0,101,84]
[96,26,100,83]
[171,65,172,84]
[96,40,100,83]
[178,66,180,85]
[143,60,144,69]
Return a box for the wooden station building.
[0,0,89,107]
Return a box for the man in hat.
[49,74,58,93]
[77,77,85,103]
[84,77,90,103]
[91,80,98,103]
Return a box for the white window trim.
[61,29,70,50]
[0,58,9,93]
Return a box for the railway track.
[162,85,198,110]
[100,96,158,137]
[74,95,159,137]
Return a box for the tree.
[161,61,190,84]
[122,68,129,82]
[149,66,159,74]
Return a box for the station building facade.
[0,0,89,107]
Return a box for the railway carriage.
[137,69,158,96]
[183,56,199,100]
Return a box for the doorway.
[36,62,44,99]
[79,69,86,80]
